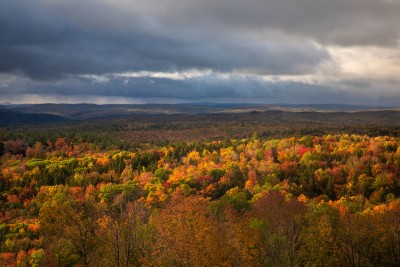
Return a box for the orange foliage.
[96,157,110,166]
[7,194,20,204]
[27,223,40,232]
[0,253,15,266]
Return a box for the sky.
[1,0,400,105]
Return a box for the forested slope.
[1,133,400,266]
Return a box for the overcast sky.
[1,0,400,105]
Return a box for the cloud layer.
[1,0,399,105]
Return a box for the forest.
[1,111,400,266]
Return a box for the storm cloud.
[0,0,399,105]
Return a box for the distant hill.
[0,109,68,126]
[1,103,398,121]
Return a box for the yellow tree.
[151,194,236,266]
[39,186,100,267]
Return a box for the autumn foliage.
[1,134,400,266]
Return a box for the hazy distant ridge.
[1,103,397,121]
[0,109,68,125]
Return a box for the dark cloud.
[0,0,399,105]
[0,0,330,80]
[156,0,400,46]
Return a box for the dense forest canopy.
[1,116,400,266]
